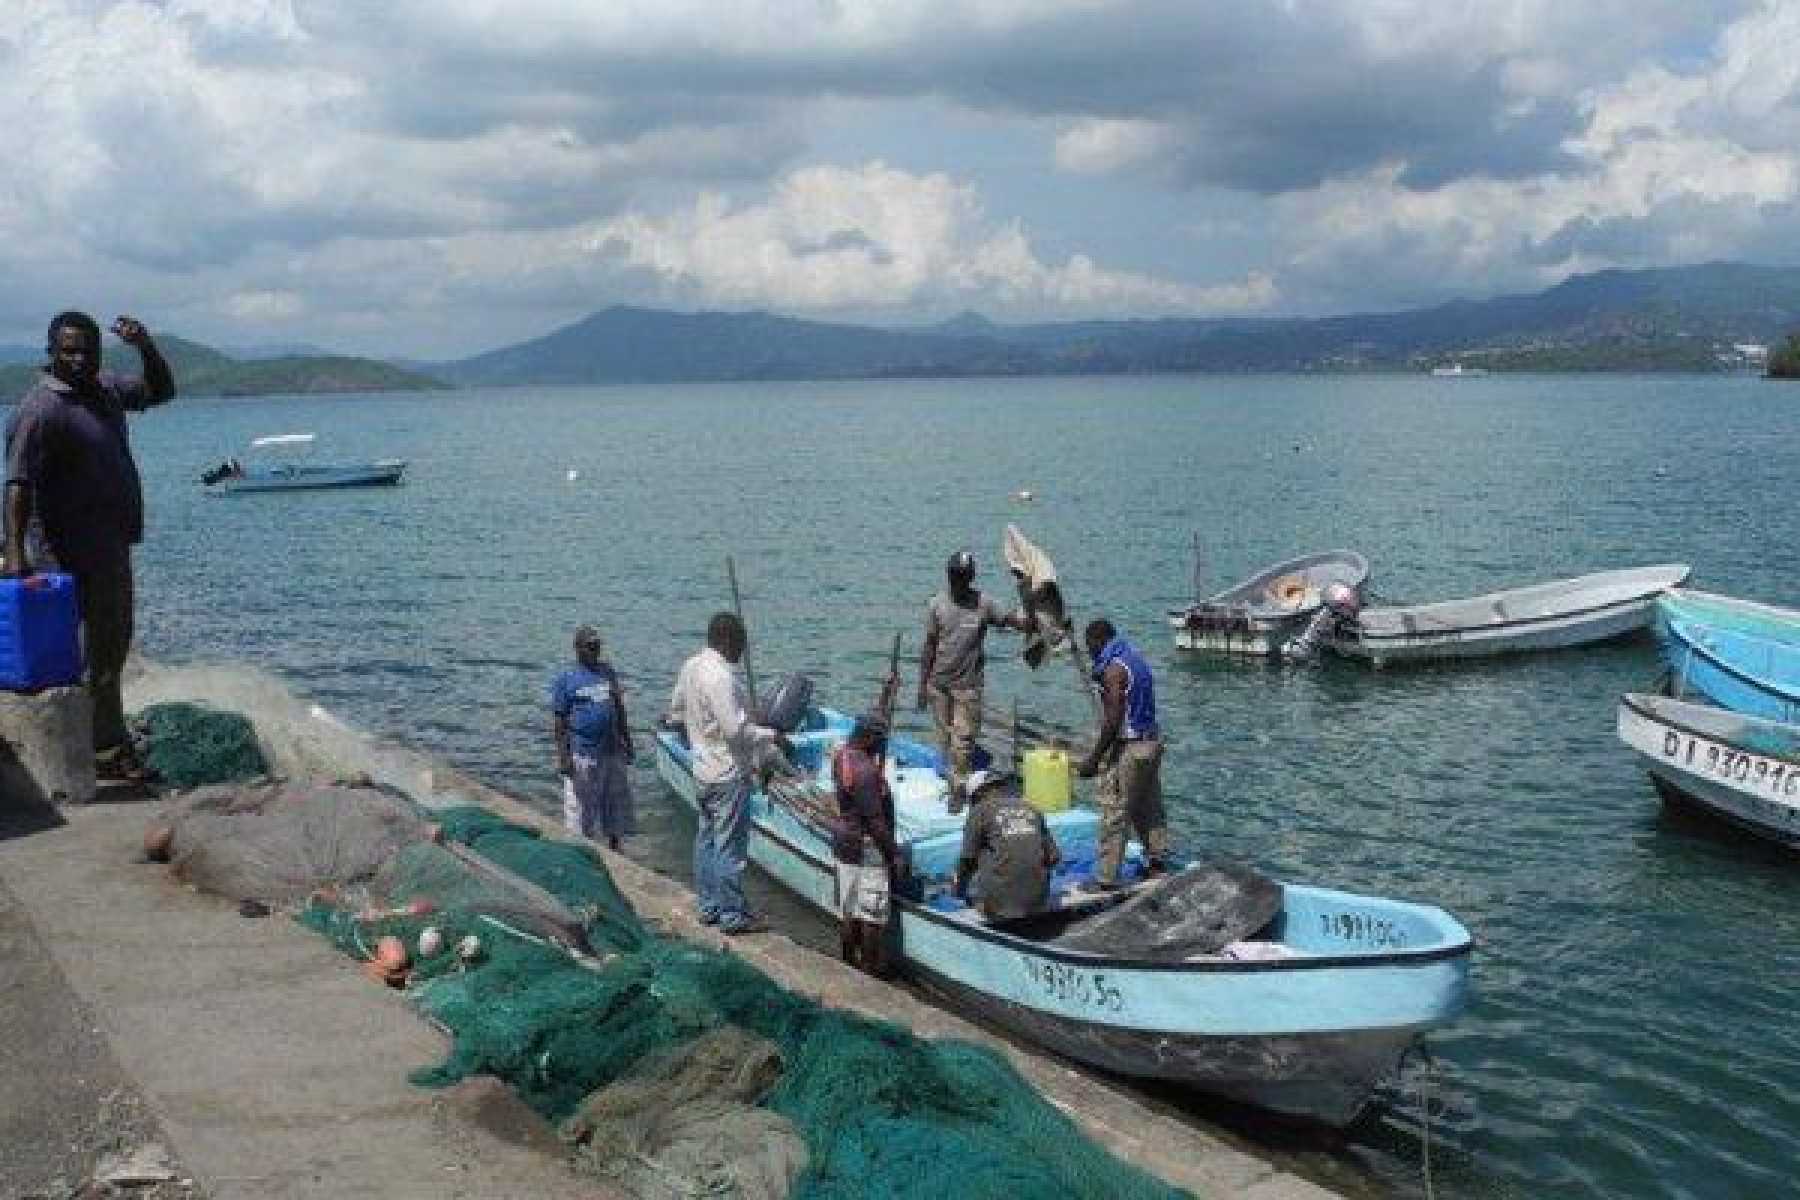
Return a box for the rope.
[1402,1043,1439,1200]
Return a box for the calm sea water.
[126,375,1799,1198]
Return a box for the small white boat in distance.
[1331,564,1690,666]
[1617,693,1800,848]
[201,433,407,494]
[1170,550,1370,655]
[1430,362,1489,377]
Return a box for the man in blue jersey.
[1076,618,1171,891]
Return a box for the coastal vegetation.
[1768,334,1800,378]
[5,263,1800,397]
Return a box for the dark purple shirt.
[6,371,152,572]
[831,744,898,867]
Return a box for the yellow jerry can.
[1022,744,1073,813]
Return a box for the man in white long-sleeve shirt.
[668,612,779,935]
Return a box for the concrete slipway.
[0,662,1344,1200]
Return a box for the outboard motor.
[200,461,235,486]
[1323,580,1363,619]
[756,672,815,734]
[1281,582,1363,662]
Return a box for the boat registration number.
[1022,958,1126,1014]
[1660,729,1800,800]
[1318,911,1408,948]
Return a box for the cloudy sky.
[3,1,1798,358]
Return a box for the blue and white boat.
[1657,591,1800,723]
[655,707,1473,1125]
[1617,692,1800,848]
[201,433,407,493]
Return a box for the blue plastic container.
[0,574,83,690]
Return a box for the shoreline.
[0,660,1349,1198]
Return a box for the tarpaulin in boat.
[1053,861,1282,961]
[1003,524,1071,668]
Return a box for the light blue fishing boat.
[1658,591,1800,723]
[201,433,407,493]
[655,706,1473,1126]
[1660,588,1800,641]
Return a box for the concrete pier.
[0,663,1345,1199]
[0,685,95,806]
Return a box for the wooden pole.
[725,555,759,710]
[1191,530,1205,605]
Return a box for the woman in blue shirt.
[550,624,637,849]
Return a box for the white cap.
[961,769,1014,802]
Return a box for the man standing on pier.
[4,312,175,782]
[1076,618,1170,892]
[668,612,779,935]
[551,624,636,851]
[917,550,1027,809]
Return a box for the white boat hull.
[1334,564,1689,666]
[1169,611,1307,655]
[211,460,407,493]
[1617,694,1800,848]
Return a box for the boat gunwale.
[655,734,1474,975]
[1663,587,1800,629]
[1621,691,1800,767]
[1194,548,1370,611]
[1664,618,1800,703]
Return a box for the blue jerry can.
[0,573,83,691]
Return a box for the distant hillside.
[0,336,446,400]
[436,262,1800,384]
[439,306,1037,386]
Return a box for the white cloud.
[1262,0,1800,310]
[0,1,1793,349]
[580,163,1275,318]
[1055,119,1177,175]
[223,289,304,322]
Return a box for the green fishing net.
[297,804,1188,1200]
[135,701,268,789]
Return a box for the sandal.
[95,746,157,785]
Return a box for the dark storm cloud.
[294,0,1754,196]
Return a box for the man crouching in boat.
[831,712,904,976]
[953,771,1060,921]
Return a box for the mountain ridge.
[433,262,1800,384]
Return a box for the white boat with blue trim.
[655,706,1473,1125]
[1617,692,1800,848]
[201,433,407,493]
